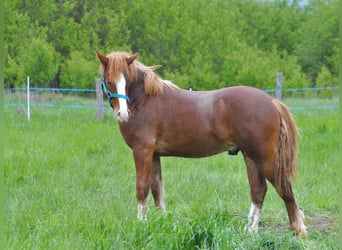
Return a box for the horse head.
[96,51,139,122]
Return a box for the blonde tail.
[272,99,298,197]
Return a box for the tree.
[295,0,339,85]
[60,51,98,88]
[4,1,55,87]
[4,0,338,89]
[16,38,58,87]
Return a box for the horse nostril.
[115,110,130,122]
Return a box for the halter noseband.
[101,73,130,104]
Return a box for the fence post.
[27,76,30,121]
[96,78,104,120]
[276,72,282,100]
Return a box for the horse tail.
[272,99,298,197]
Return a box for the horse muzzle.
[115,109,131,122]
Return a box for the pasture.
[4,96,339,249]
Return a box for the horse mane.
[102,51,179,96]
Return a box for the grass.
[4,96,339,249]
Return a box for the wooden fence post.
[96,78,104,120]
[276,72,282,100]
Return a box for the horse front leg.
[151,155,166,211]
[133,148,153,221]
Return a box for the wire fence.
[4,86,339,112]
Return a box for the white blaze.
[115,73,130,122]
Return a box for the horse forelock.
[104,51,179,96]
[105,52,136,84]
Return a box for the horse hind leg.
[243,154,267,234]
[276,180,307,236]
[272,98,307,236]
[244,154,307,236]
[274,146,307,235]
[257,158,307,236]
[150,155,166,211]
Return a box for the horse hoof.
[292,227,307,238]
[244,224,258,235]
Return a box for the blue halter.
[101,73,130,104]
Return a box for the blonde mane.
[102,52,179,96]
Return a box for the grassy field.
[4,97,339,249]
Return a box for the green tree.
[60,51,98,88]
[4,1,52,87]
[234,0,302,54]
[4,0,338,89]
[16,38,58,87]
[296,0,339,85]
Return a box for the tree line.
[4,0,339,91]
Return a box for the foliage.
[17,38,58,87]
[4,0,339,89]
[316,66,337,98]
[295,0,339,86]
[60,51,98,89]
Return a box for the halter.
[101,73,130,105]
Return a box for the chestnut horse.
[96,51,307,236]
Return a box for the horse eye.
[107,81,112,86]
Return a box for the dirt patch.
[305,212,339,234]
[259,212,339,235]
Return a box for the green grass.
[4,97,339,249]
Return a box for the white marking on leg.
[244,203,261,234]
[293,208,307,236]
[158,186,166,212]
[137,201,148,221]
[115,73,130,122]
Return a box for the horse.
[96,50,307,236]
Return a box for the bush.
[60,51,98,89]
[16,38,58,87]
[316,66,338,98]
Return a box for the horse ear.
[126,53,139,65]
[96,51,109,66]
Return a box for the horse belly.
[155,135,236,158]
[155,95,237,157]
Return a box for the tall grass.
[4,98,339,249]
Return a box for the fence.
[4,86,339,107]
[4,77,339,121]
